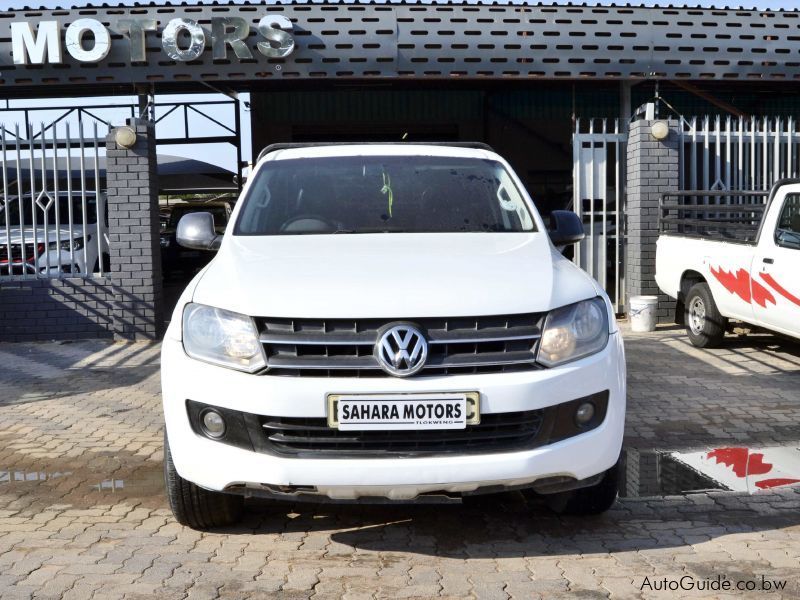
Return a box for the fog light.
[201,409,226,438]
[575,402,595,426]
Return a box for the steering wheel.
[279,214,339,233]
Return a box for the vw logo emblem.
[375,323,428,377]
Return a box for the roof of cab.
[256,142,496,164]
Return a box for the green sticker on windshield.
[381,171,394,218]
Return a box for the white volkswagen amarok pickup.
[161,143,626,529]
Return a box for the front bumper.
[161,331,625,499]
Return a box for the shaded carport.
[1,154,236,194]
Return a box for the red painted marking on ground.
[760,272,800,307]
[755,478,800,489]
[709,266,776,308]
[707,447,773,478]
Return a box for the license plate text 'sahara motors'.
[327,392,480,430]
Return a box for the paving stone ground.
[0,324,798,599]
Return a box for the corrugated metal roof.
[6,1,800,12]
[4,1,800,88]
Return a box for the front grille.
[186,391,609,459]
[257,409,546,457]
[256,314,544,377]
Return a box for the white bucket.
[629,295,659,332]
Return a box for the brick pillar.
[625,119,679,324]
[106,118,164,340]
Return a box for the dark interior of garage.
[248,79,800,220]
[249,83,617,217]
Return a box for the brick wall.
[0,278,115,341]
[625,119,680,324]
[106,119,164,341]
[0,118,163,343]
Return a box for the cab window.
[775,194,800,250]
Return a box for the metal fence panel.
[0,121,109,280]
[680,116,800,194]
[572,118,626,312]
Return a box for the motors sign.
[0,3,401,90]
[10,15,294,65]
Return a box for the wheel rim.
[688,296,706,335]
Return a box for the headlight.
[537,297,609,367]
[182,303,266,372]
[48,236,86,251]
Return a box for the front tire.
[544,462,619,515]
[684,282,727,348]
[163,432,244,529]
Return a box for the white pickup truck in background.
[0,192,109,276]
[656,181,800,347]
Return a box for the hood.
[0,227,86,246]
[192,232,598,319]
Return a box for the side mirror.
[177,212,222,251]
[548,210,585,247]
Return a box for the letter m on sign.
[11,22,62,65]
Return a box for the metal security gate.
[572,119,626,312]
[0,121,109,280]
[681,116,800,192]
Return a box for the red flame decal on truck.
[709,267,776,308]
[707,447,772,477]
[760,272,800,307]
[755,478,800,489]
[706,447,800,490]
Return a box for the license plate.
[327,392,480,431]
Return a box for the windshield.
[234,155,536,235]
[1,195,98,226]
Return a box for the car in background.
[160,201,233,278]
[0,192,109,276]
